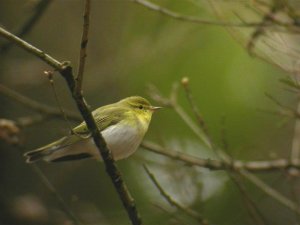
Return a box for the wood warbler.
[24,96,161,163]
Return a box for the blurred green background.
[0,1,296,225]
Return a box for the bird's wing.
[72,106,127,135]
[24,107,127,161]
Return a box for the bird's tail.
[24,135,92,163]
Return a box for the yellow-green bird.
[24,96,161,163]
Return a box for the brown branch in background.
[247,4,280,53]
[0,23,142,225]
[143,164,209,225]
[151,203,186,225]
[181,77,209,138]
[0,0,52,54]
[290,100,300,164]
[239,170,300,215]
[131,0,267,27]
[30,164,83,225]
[148,83,213,149]
[76,0,90,92]
[229,173,268,225]
[141,141,300,172]
[0,83,81,122]
[45,70,79,133]
[16,115,48,127]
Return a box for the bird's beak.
[150,106,162,112]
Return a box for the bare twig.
[141,141,300,172]
[229,173,268,225]
[45,70,78,133]
[14,144,82,225]
[143,164,209,225]
[181,77,209,137]
[151,203,186,225]
[149,83,212,149]
[76,0,91,92]
[0,26,63,70]
[131,0,269,27]
[0,83,81,121]
[291,101,300,164]
[0,26,142,225]
[247,4,280,53]
[16,114,48,127]
[240,170,300,215]
[0,0,52,53]
[31,164,83,225]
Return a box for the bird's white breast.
[87,123,145,161]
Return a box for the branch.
[149,83,213,149]
[0,26,142,225]
[181,77,208,135]
[240,170,300,215]
[76,0,90,92]
[141,141,300,172]
[31,164,83,225]
[291,101,300,164]
[0,27,63,70]
[228,173,267,225]
[0,83,81,122]
[0,0,52,53]
[143,165,209,225]
[131,0,273,28]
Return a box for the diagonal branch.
[76,0,90,92]
[143,164,209,225]
[0,27,63,70]
[0,26,142,225]
[240,170,300,215]
[0,0,52,54]
[0,83,81,121]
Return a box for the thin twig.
[181,77,209,137]
[229,173,268,225]
[76,0,91,92]
[247,4,280,53]
[151,203,186,225]
[0,83,81,121]
[0,26,63,70]
[290,101,300,164]
[240,170,300,215]
[45,70,77,133]
[0,26,142,225]
[131,0,270,27]
[149,83,212,149]
[31,165,83,225]
[143,164,209,225]
[15,145,82,225]
[141,141,300,172]
[0,0,52,53]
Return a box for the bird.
[24,96,161,163]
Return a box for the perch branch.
[0,26,142,225]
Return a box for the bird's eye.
[138,105,143,110]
